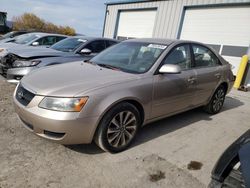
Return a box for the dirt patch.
[187,161,203,170]
[149,170,166,182]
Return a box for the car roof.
[71,36,118,42]
[126,38,194,45]
[26,32,68,37]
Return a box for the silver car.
[1,37,117,83]
[0,32,67,47]
[13,38,235,152]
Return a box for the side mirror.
[159,64,181,74]
[80,48,92,55]
[31,41,39,46]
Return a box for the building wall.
[103,0,250,39]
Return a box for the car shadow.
[132,96,244,148]
[66,96,244,154]
[65,142,104,155]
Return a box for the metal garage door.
[180,6,250,75]
[116,9,156,40]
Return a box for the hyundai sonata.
[13,38,235,152]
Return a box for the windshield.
[91,41,167,74]
[51,38,87,52]
[14,33,39,44]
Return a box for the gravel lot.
[0,79,249,188]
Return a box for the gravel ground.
[0,79,249,188]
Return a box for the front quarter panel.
[77,76,153,125]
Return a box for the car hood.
[0,44,70,58]
[21,62,139,97]
[10,46,69,58]
[0,42,19,48]
[0,38,14,44]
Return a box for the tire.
[204,85,226,114]
[94,102,141,153]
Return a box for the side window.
[84,40,106,53]
[192,44,220,68]
[56,36,66,42]
[163,44,191,70]
[106,40,117,48]
[37,36,57,46]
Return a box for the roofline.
[105,0,159,6]
[71,36,118,41]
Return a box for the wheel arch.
[93,97,145,140]
[205,81,229,107]
[220,82,229,93]
[99,97,145,126]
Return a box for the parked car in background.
[0,30,34,43]
[0,36,118,82]
[0,32,67,48]
[13,38,235,152]
[209,129,250,188]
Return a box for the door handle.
[187,77,196,84]
[215,73,221,79]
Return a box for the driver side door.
[151,44,197,118]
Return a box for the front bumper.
[13,94,100,145]
[7,67,35,83]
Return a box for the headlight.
[12,60,41,67]
[39,97,88,112]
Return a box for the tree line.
[13,13,76,36]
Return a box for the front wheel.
[204,85,226,114]
[95,103,140,153]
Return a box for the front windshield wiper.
[97,63,121,71]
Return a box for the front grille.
[2,66,8,77]
[0,63,8,77]
[0,54,17,77]
[15,84,35,106]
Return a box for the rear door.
[152,44,197,118]
[191,44,222,105]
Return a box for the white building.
[103,0,250,75]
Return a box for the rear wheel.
[95,103,140,153]
[204,85,226,114]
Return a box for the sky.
[0,0,109,36]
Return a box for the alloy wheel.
[212,88,225,112]
[107,111,137,148]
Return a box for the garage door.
[180,6,250,75]
[116,9,156,40]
